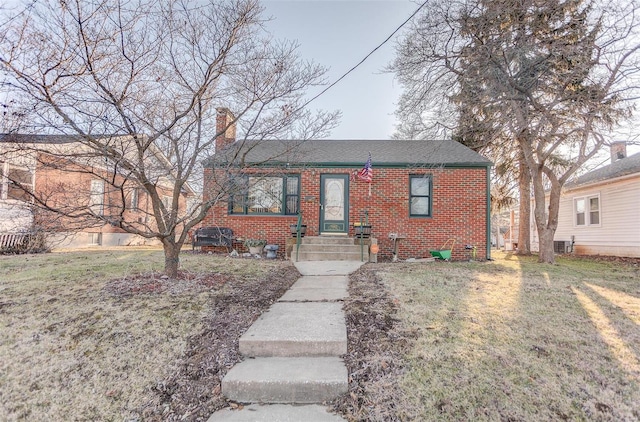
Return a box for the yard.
[1,249,638,421]
[335,252,640,421]
[0,248,299,421]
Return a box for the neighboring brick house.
[533,142,640,258]
[0,134,194,249]
[202,111,493,261]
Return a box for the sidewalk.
[207,261,363,421]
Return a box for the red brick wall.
[202,166,489,260]
[34,153,190,235]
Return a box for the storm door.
[319,174,349,234]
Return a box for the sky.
[261,0,419,140]
[261,0,640,161]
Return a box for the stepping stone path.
[207,261,363,421]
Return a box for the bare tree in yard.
[391,0,640,262]
[0,0,338,276]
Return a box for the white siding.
[0,200,33,232]
[554,176,640,257]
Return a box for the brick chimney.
[610,141,627,163]
[215,107,236,152]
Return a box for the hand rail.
[295,211,303,261]
[359,210,369,262]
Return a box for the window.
[574,194,600,226]
[410,175,432,217]
[89,232,102,246]
[230,175,299,215]
[162,195,172,210]
[0,162,34,202]
[130,188,139,211]
[89,180,105,215]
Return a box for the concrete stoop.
[292,236,370,262]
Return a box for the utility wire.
[299,0,429,110]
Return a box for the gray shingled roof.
[567,152,640,188]
[208,139,492,167]
[0,133,84,144]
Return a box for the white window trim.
[90,179,105,216]
[1,162,35,202]
[573,193,601,227]
[0,162,7,200]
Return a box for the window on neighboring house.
[90,180,105,215]
[130,188,139,211]
[410,175,432,217]
[162,195,172,210]
[574,195,600,226]
[89,232,102,245]
[230,175,299,215]
[0,162,34,202]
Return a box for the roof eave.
[563,171,640,192]
[205,160,492,169]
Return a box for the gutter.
[563,172,639,193]
[486,166,492,260]
[204,160,493,169]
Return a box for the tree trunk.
[162,239,181,278]
[537,226,555,263]
[532,168,562,264]
[517,154,531,254]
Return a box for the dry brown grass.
[0,248,295,421]
[373,252,640,421]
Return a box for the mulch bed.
[331,264,416,421]
[130,263,300,421]
[562,254,640,267]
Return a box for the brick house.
[0,134,195,249]
[202,110,492,261]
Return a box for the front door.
[320,174,349,234]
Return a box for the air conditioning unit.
[553,240,572,254]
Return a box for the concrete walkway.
[207,261,363,421]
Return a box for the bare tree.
[391,0,640,263]
[0,0,338,276]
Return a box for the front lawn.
[3,248,638,421]
[0,248,298,421]
[336,252,640,421]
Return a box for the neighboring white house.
[542,142,640,258]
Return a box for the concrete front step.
[291,236,371,262]
[298,243,367,253]
[300,236,356,245]
[295,251,368,262]
[207,404,345,421]
[222,357,348,404]
[239,302,346,357]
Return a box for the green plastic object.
[429,249,452,260]
[429,238,455,260]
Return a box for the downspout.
[486,166,492,260]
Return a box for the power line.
[300,0,429,110]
